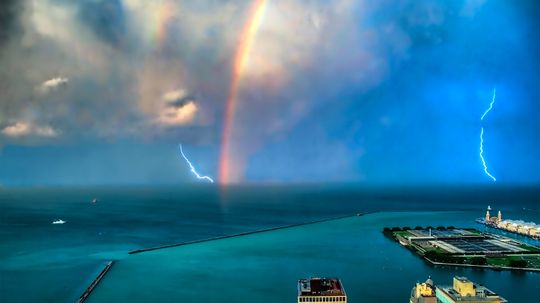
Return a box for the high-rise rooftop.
[298,278,347,302]
[435,276,507,303]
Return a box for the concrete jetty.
[77,261,115,303]
[129,213,371,255]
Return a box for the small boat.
[91,198,98,204]
[52,219,66,224]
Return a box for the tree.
[471,257,487,265]
[509,259,528,268]
[424,250,439,260]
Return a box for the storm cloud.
[0,0,539,185]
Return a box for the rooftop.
[409,229,477,238]
[298,278,345,297]
[437,277,507,302]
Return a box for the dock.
[77,261,115,303]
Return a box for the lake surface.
[87,211,540,303]
[1,185,539,302]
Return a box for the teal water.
[1,186,539,302]
[85,211,540,303]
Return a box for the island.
[383,226,540,271]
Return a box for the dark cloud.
[168,96,197,108]
[78,0,127,48]
[0,0,22,45]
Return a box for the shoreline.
[424,257,540,272]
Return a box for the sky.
[0,0,539,186]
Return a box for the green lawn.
[486,257,509,266]
[424,247,447,254]
[393,230,414,238]
[523,256,540,267]
[463,229,483,235]
[517,243,540,252]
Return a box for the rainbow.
[219,0,268,184]
[148,1,176,49]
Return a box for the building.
[435,276,507,303]
[485,208,502,225]
[297,277,347,302]
[483,206,540,239]
[410,277,437,303]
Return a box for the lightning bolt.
[481,88,496,120]
[479,127,496,181]
[179,144,214,183]
[479,88,496,182]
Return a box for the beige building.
[435,276,507,303]
[484,207,539,239]
[410,277,437,303]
